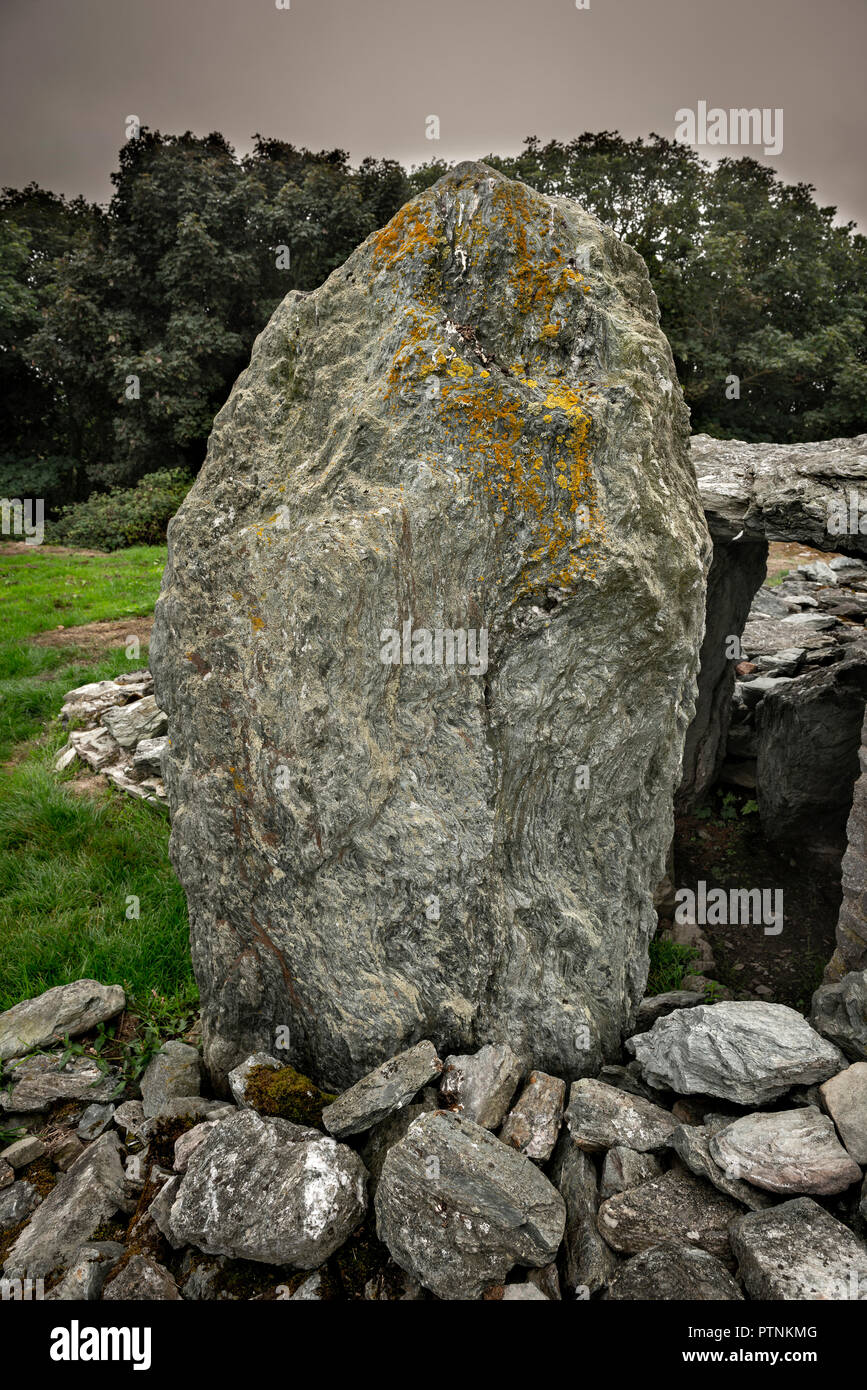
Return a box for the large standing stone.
[374,1110,565,1299]
[627,1001,846,1104]
[730,1197,867,1300]
[709,1107,862,1195]
[0,980,125,1062]
[151,161,709,1090]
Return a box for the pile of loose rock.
[53,671,168,805]
[2,977,866,1300]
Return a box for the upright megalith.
[150,162,709,1090]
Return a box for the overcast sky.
[1,0,865,228]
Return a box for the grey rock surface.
[0,1179,40,1234]
[359,1089,439,1193]
[730,1197,867,1300]
[811,970,867,1060]
[599,1145,663,1201]
[828,710,867,977]
[168,1109,367,1267]
[140,1039,202,1118]
[607,1241,744,1301]
[102,1254,181,1301]
[150,161,710,1090]
[550,1132,618,1295]
[3,1132,130,1278]
[44,1241,124,1301]
[819,1062,867,1163]
[101,695,167,749]
[374,1109,565,1299]
[627,1001,846,1103]
[439,1043,523,1129]
[1,1135,46,1169]
[499,1070,566,1160]
[1,1053,120,1113]
[565,1077,678,1153]
[671,1124,773,1210]
[596,1169,743,1262]
[77,1103,115,1142]
[0,979,125,1062]
[632,990,703,1034]
[322,1040,441,1138]
[709,1107,861,1195]
[501,1282,549,1300]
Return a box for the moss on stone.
[243,1064,335,1129]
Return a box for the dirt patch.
[0,541,108,558]
[30,616,153,655]
[766,539,842,580]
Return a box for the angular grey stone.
[77,1103,115,1142]
[0,1160,12,1189]
[550,1132,618,1296]
[598,1061,668,1103]
[565,1078,678,1154]
[596,1169,744,1263]
[709,1107,862,1195]
[827,709,867,978]
[132,735,168,776]
[599,1145,663,1202]
[101,695,167,749]
[819,1062,867,1163]
[632,991,703,1034]
[1,1053,120,1113]
[227,1051,281,1107]
[51,1132,85,1171]
[501,1282,549,1300]
[811,971,867,1061]
[499,1070,566,1161]
[730,1197,867,1300]
[439,1044,523,1130]
[3,1132,129,1278]
[375,1110,565,1300]
[140,1039,202,1118]
[0,979,125,1062]
[44,1241,124,1301]
[173,1120,220,1173]
[102,1254,181,1301]
[148,1175,184,1250]
[360,1089,439,1194]
[749,587,790,619]
[1,1135,46,1169]
[526,1262,561,1300]
[671,1124,772,1210]
[0,1180,40,1234]
[69,727,121,771]
[290,1270,329,1300]
[627,1001,846,1104]
[168,1109,367,1267]
[113,1099,147,1140]
[322,1041,442,1138]
[148,1096,233,1126]
[608,1241,744,1301]
[150,161,710,1092]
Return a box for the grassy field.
[0,543,197,1026]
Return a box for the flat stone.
[550,1133,618,1296]
[148,1096,233,1126]
[632,991,703,1034]
[1,1053,121,1113]
[69,727,121,771]
[499,1070,566,1161]
[168,1109,368,1267]
[140,1039,202,1118]
[103,1254,181,1301]
[501,1282,549,1300]
[730,1197,867,1300]
[227,1051,281,1106]
[0,1180,40,1235]
[77,1103,115,1142]
[565,1077,678,1153]
[820,1063,867,1163]
[596,1169,744,1263]
[599,1146,663,1201]
[1,1135,47,1169]
[44,1241,125,1301]
[627,1001,846,1104]
[51,1133,85,1171]
[101,695,167,749]
[811,971,867,1061]
[671,1124,773,1210]
[3,1132,130,1279]
[322,1041,442,1138]
[710,1107,862,1195]
[375,1110,565,1300]
[608,1241,744,1301]
[132,735,168,776]
[113,1099,147,1140]
[0,979,125,1062]
[360,1090,439,1193]
[439,1044,524,1130]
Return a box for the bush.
[51,468,192,550]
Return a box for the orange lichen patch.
[371,200,440,272]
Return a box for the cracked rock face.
[151,160,709,1090]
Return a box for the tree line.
[1,129,865,515]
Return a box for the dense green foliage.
[1,130,864,520]
[52,468,192,550]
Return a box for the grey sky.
[1,0,865,228]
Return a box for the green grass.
[0,543,196,1023]
[0,545,165,761]
[646,936,699,995]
